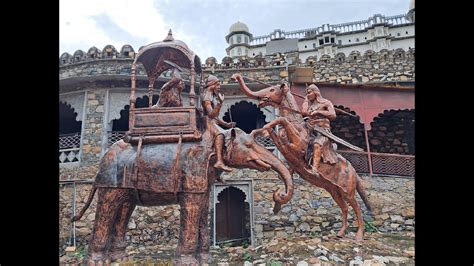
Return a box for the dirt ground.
[60,231,414,265]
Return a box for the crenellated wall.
[61,48,414,85]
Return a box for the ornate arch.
[60,92,85,121]
[59,101,83,135]
[368,108,415,154]
[108,90,149,122]
[214,185,250,204]
[219,99,274,124]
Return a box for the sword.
[309,125,364,152]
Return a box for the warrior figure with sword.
[301,84,338,176]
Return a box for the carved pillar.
[129,63,136,131]
[190,59,195,106]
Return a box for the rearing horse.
[232,73,372,241]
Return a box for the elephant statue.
[71,125,294,265]
[232,73,372,241]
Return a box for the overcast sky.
[60,0,411,62]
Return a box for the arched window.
[223,101,266,134]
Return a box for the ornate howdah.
[124,107,201,144]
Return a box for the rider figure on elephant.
[201,75,236,172]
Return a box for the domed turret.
[225,21,253,58]
[229,21,249,34]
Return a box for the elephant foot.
[86,252,107,266]
[198,252,215,264]
[174,254,199,266]
[108,248,129,262]
[355,231,364,241]
[337,228,347,238]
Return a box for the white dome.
[229,21,249,33]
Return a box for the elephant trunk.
[268,157,294,214]
[235,75,267,99]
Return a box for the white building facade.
[226,12,414,62]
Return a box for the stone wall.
[368,110,415,154]
[331,108,367,151]
[81,90,106,163]
[311,49,414,84]
[60,49,414,85]
[250,173,414,245]
[59,169,414,250]
[59,59,143,79]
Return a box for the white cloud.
[60,0,169,55]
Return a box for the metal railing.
[108,131,126,147]
[338,150,414,177]
[255,135,275,148]
[250,13,411,45]
[59,133,81,163]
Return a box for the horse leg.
[197,191,213,264]
[264,117,304,152]
[107,194,136,262]
[175,193,204,265]
[329,189,349,238]
[347,196,365,241]
[87,188,128,265]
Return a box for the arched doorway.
[215,186,251,246]
[59,101,82,163]
[223,101,266,134]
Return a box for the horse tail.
[356,174,372,213]
[71,186,97,222]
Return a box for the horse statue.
[232,73,372,241]
[72,126,294,265]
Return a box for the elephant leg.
[175,193,205,265]
[197,191,213,264]
[347,195,365,241]
[329,189,349,238]
[108,197,136,262]
[87,188,128,265]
